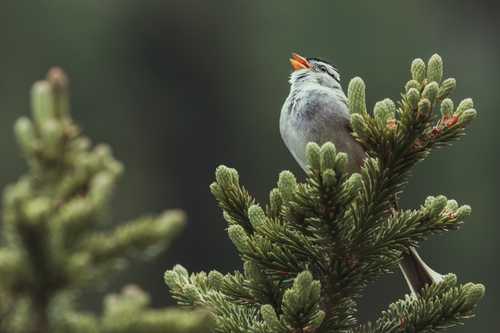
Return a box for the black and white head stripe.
[307,57,341,82]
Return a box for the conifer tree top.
[166,54,484,333]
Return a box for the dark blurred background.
[0,1,498,331]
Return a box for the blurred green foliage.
[0,1,498,331]
[0,68,210,333]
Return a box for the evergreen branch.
[56,286,211,333]
[341,197,469,289]
[248,204,327,274]
[1,69,208,333]
[260,271,325,333]
[243,261,282,307]
[100,286,211,333]
[165,265,261,333]
[167,54,484,333]
[346,54,477,276]
[366,196,469,257]
[215,270,256,305]
[81,211,185,266]
[228,224,310,280]
[348,55,475,244]
[210,166,256,233]
[350,275,485,333]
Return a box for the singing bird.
[280,52,443,295]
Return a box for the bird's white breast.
[280,84,364,172]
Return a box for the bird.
[280,52,443,295]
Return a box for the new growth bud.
[278,171,297,202]
[322,169,337,187]
[456,98,474,115]
[373,98,396,125]
[347,77,367,115]
[47,67,69,92]
[47,67,70,118]
[406,88,420,109]
[459,109,477,124]
[39,119,64,159]
[418,98,431,114]
[411,58,426,83]
[269,188,283,216]
[260,304,281,329]
[427,54,443,83]
[405,80,421,92]
[320,142,336,171]
[455,205,472,219]
[445,199,459,211]
[227,225,250,253]
[463,283,486,308]
[31,81,55,125]
[438,78,456,99]
[208,271,224,290]
[248,205,266,229]
[334,152,348,174]
[346,173,362,192]
[440,98,454,117]
[422,82,439,103]
[215,165,240,189]
[14,117,36,155]
[306,142,321,171]
[429,195,448,216]
[351,113,367,137]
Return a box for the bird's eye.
[318,65,327,72]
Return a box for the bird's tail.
[399,247,444,295]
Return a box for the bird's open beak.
[289,52,311,71]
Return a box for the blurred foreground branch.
[0,69,210,333]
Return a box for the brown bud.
[47,67,69,93]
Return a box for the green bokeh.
[0,1,497,331]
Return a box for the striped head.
[289,52,341,90]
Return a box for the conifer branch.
[350,275,484,333]
[0,69,208,333]
[166,54,484,333]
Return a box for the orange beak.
[289,52,311,71]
